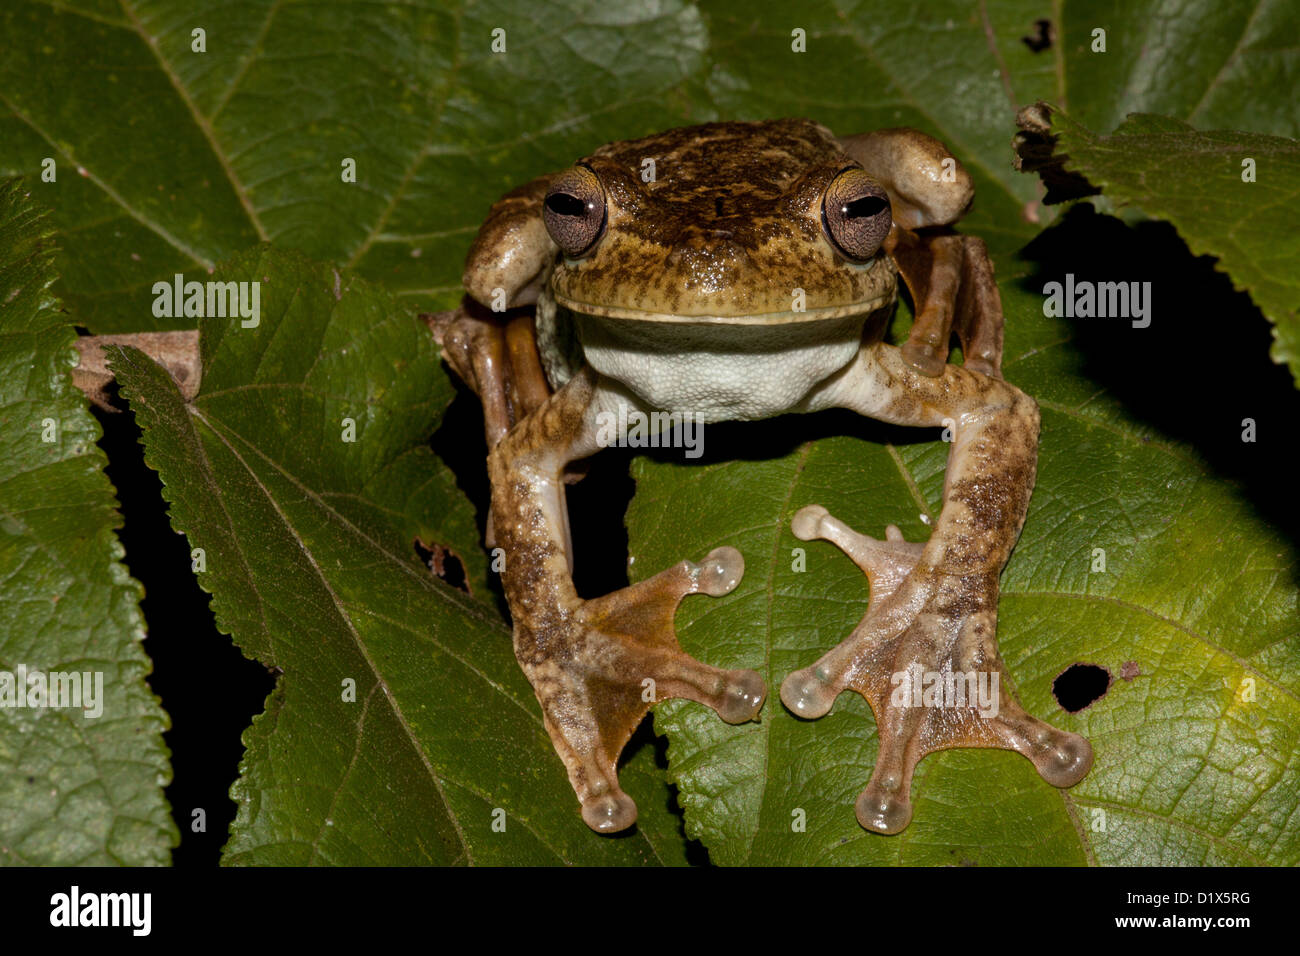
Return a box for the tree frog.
[431,118,1092,836]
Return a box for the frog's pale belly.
[538,296,873,422]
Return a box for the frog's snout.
[663,227,756,282]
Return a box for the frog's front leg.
[429,301,549,448]
[427,172,560,447]
[489,365,766,832]
[841,129,1004,379]
[887,228,1004,380]
[786,343,1092,834]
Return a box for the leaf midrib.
[117,0,269,242]
[189,399,672,864]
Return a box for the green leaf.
[5,1,1297,328]
[109,245,683,864]
[632,278,1299,866]
[0,179,176,865]
[0,0,714,332]
[1037,110,1300,385]
[0,0,1065,328]
[1058,0,1300,141]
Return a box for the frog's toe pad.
[717,669,767,723]
[856,778,913,835]
[693,546,744,596]
[581,786,638,834]
[780,666,840,720]
[901,338,947,377]
[1003,716,1095,787]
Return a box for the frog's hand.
[887,229,1004,380]
[789,345,1092,834]
[839,129,1003,379]
[490,366,766,833]
[427,302,547,450]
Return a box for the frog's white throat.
[536,292,879,423]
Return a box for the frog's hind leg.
[889,230,1004,380]
[492,367,767,832]
[788,346,1091,834]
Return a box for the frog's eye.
[543,166,607,258]
[822,168,892,262]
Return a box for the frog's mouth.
[549,289,896,326]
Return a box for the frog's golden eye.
[822,168,892,262]
[543,166,607,258]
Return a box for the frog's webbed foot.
[521,547,766,832]
[888,229,1004,381]
[781,505,1091,835]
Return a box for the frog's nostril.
[665,233,753,273]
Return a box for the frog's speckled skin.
[431,118,1092,835]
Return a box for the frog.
[429,117,1092,836]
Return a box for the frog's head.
[541,118,896,325]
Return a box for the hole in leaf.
[1022,18,1053,52]
[1052,663,1111,713]
[415,538,469,594]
